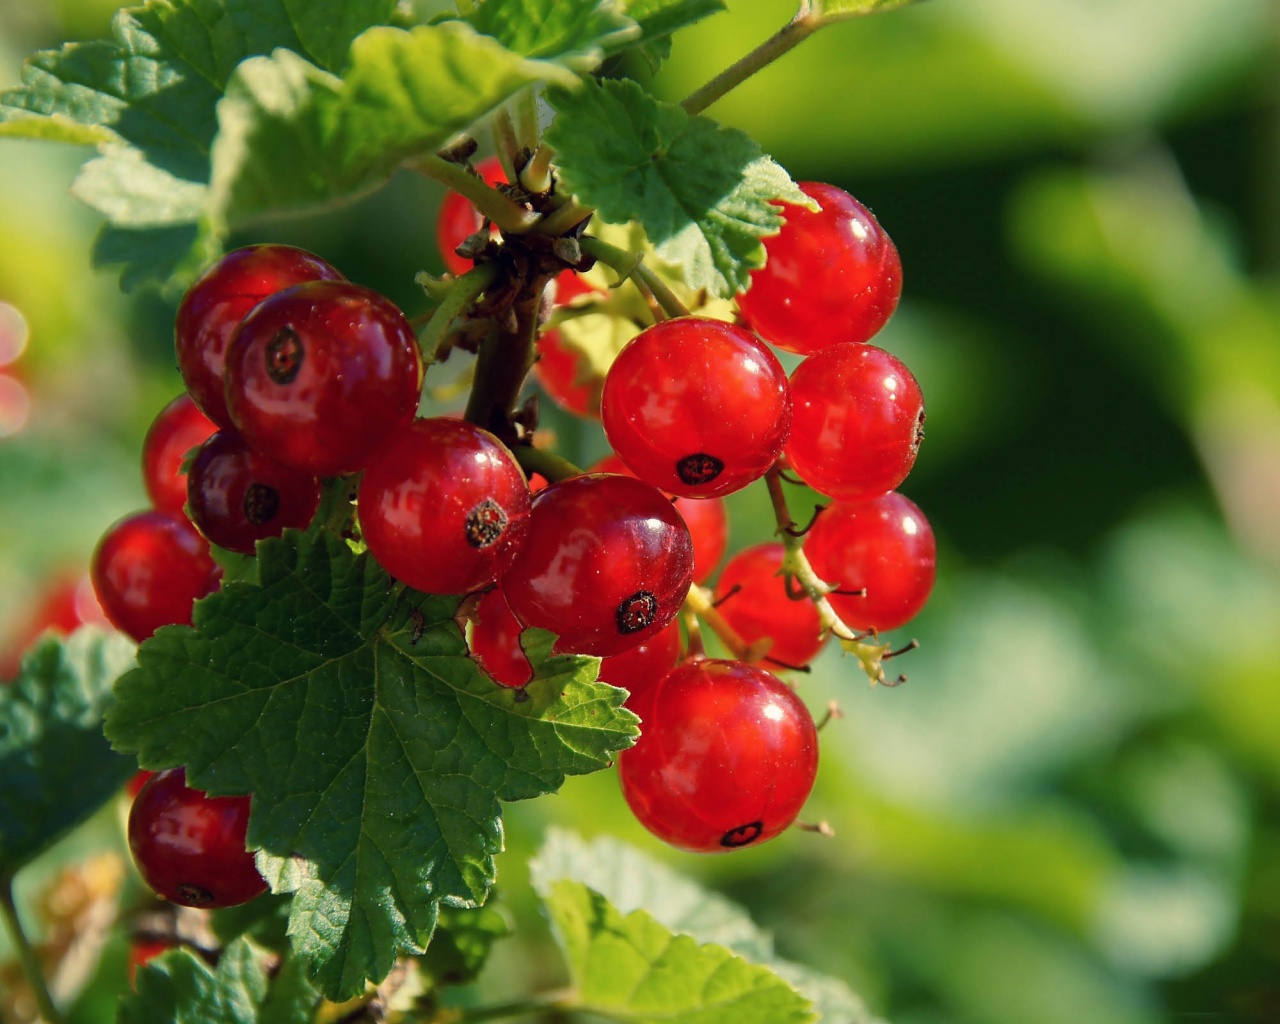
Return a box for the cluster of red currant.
[93,166,933,911]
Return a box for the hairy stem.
[410,156,539,234]
[0,876,64,1024]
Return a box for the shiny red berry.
[141,395,217,516]
[185,431,321,554]
[601,317,791,498]
[224,281,423,476]
[597,617,682,699]
[534,273,605,418]
[435,156,506,276]
[359,418,531,595]
[176,245,344,428]
[714,542,825,668]
[619,658,819,852]
[468,586,532,688]
[128,767,266,909]
[804,492,936,632]
[737,182,901,354]
[502,474,694,657]
[785,343,924,501]
[91,512,219,642]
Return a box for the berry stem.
[579,238,691,319]
[764,467,897,685]
[684,585,772,662]
[513,445,583,484]
[0,875,65,1024]
[410,155,538,234]
[416,264,499,364]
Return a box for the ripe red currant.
[785,343,924,501]
[534,273,605,418]
[601,317,791,498]
[224,281,423,476]
[175,245,343,428]
[502,474,694,657]
[468,586,532,689]
[714,542,825,668]
[597,617,682,699]
[619,658,819,852]
[435,156,506,275]
[737,182,901,354]
[141,394,217,516]
[185,431,322,554]
[128,767,266,909]
[804,492,936,632]
[360,418,531,595]
[91,512,219,642]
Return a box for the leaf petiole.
[410,156,539,234]
[579,238,690,319]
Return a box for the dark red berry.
[128,767,266,909]
[185,431,321,554]
[141,395,217,516]
[468,586,532,689]
[224,281,423,476]
[714,542,825,668]
[597,618,682,700]
[91,512,219,642]
[737,182,901,354]
[619,658,819,852]
[175,245,344,427]
[359,418,531,595]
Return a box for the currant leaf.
[419,903,514,986]
[532,831,883,1023]
[119,939,320,1024]
[615,0,727,61]
[465,0,638,68]
[0,629,137,876]
[541,879,815,1024]
[546,79,808,296]
[104,531,637,1000]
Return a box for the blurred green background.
[2,0,1280,1022]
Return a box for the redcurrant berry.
[468,586,532,689]
[804,492,936,632]
[534,273,605,418]
[175,245,343,428]
[619,658,819,852]
[785,343,924,501]
[128,767,266,908]
[737,182,901,354]
[185,431,321,554]
[601,317,791,498]
[359,418,531,595]
[435,156,506,275]
[597,617,682,699]
[714,542,825,668]
[224,281,423,476]
[91,511,219,642]
[141,394,217,516]
[502,474,693,657]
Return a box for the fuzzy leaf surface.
[465,0,637,66]
[532,831,882,1023]
[118,939,319,1024]
[546,79,806,296]
[105,532,636,1000]
[543,879,815,1024]
[208,24,578,231]
[0,630,137,876]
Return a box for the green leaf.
[616,0,727,50]
[466,0,638,67]
[419,902,513,986]
[0,629,137,876]
[543,879,815,1024]
[532,831,882,1023]
[546,78,807,296]
[118,938,320,1024]
[105,531,637,1000]
[208,23,579,232]
[815,0,926,17]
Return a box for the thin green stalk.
[533,198,593,238]
[493,108,522,184]
[515,89,541,154]
[579,237,690,319]
[1,876,64,1024]
[520,143,555,194]
[512,445,583,484]
[416,264,499,364]
[410,156,539,234]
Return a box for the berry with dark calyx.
[91,511,219,642]
[804,491,936,633]
[737,181,901,354]
[601,317,791,499]
[141,394,217,516]
[224,281,423,476]
[175,245,344,428]
[185,431,322,555]
[714,542,825,668]
[502,474,694,657]
[597,617,682,700]
[360,418,531,596]
[592,454,727,584]
[128,767,266,909]
[436,156,507,275]
[619,658,819,852]
[785,343,924,501]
